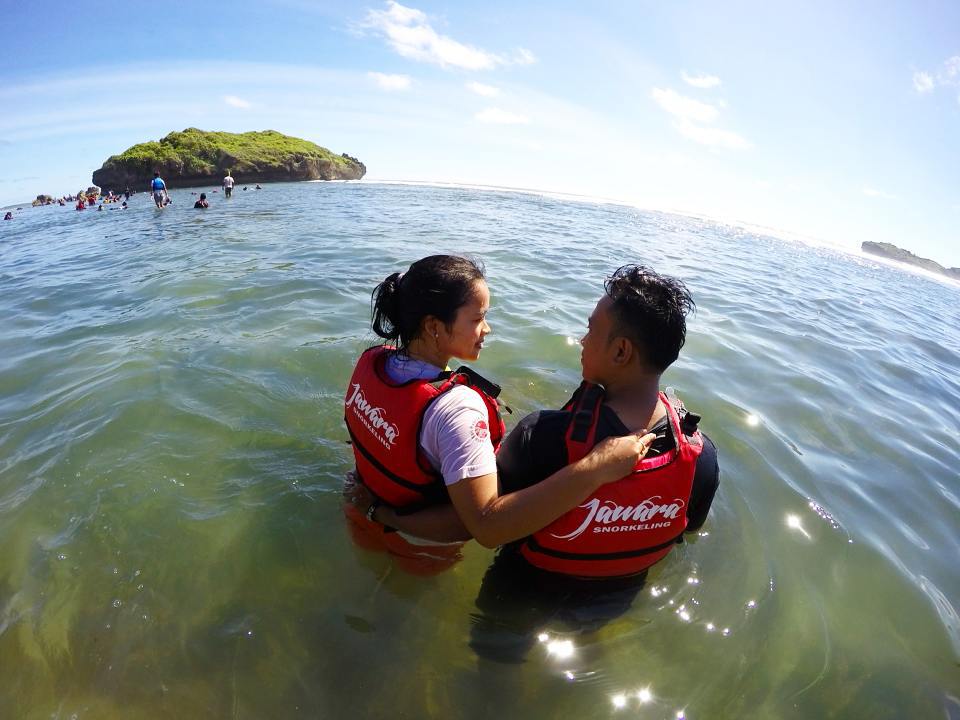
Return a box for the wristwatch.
[365,499,380,523]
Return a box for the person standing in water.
[343,255,655,574]
[193,193,209,209]
[151,172,169,208]
[222,171,234,198]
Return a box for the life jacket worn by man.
[516,382,706,578]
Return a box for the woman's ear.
[421,315,442,341]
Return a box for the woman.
[343,255,654,570]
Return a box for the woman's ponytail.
[370,271,404,342]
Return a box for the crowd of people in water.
[3,170,264,219]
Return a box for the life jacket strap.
[525,531,684,561]
[448,365,502,399]
[564,382,605,464]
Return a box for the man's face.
[580,295,615,384]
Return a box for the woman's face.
[439,280,491,362]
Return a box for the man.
[151,172,169,208]
[472,265,720,661]
[222,171,234,198]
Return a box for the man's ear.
[611,336,633,366]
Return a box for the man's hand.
[343,471,376,516]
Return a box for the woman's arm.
[348,431,652,547]
[446,431,654,548]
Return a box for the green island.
[862,241,960,281]
[91,128,366,190]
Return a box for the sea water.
[1,182,958,719]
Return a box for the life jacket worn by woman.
[344,345,505,509]
[519,383,703,578]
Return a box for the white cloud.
[651,87,750,150]
[863,187,898,200]
[651,87,719,124]
[363,1,536,71]
[682,71,721,89]
[475,107,530,125]
[368,71,412,91]
[913,71,934,94]
[223,95,251,109]
[467,81,500,97]
[676,119,751,150]
[913,56,960,94]
[513,48,537,66]
[941,55,960,83]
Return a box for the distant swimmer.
[255,184,262,190]
[3,212,12,220]
[243,186,248,191]
[194,193,209,209]
[151,172,169,208]
[223,171,234,198]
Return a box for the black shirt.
[497,402,720,536]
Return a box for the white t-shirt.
[223,176,234,188]
[384,354,497,486]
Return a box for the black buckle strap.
[449,365,502,399]
[569,383,605,443]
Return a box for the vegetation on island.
[862,241,960,281]
[92,129,365,190]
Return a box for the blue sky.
[3,0,959,265]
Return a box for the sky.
[2,0,959,265]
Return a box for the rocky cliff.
[862,241,960,281]
[92,129,366,190]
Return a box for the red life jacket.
[344,345,505,508]
[519,383,703,578]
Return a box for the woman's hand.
[579,432,658,487]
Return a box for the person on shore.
[193,193,209,209]
[342,255,653,574]
[223,171,234,198]
[151,172,169,208]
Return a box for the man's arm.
[685,433,719,532]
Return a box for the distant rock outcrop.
[92,129,366,191]
[862,241,960,281]
[32,194,54,206]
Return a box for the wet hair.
[154,172,160,177]
[604,265,695,372]
[371,255,485,353]
[199,193,206,199]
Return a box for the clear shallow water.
[1,182,958,719]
